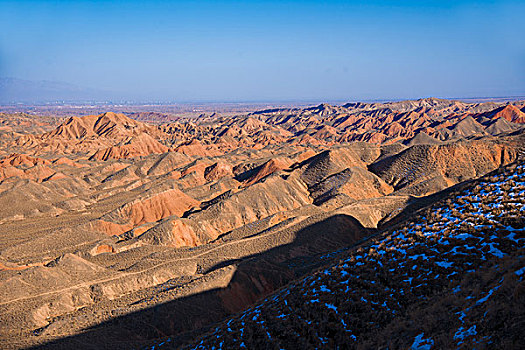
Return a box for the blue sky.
[1,0,524,102]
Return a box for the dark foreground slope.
[152,160,525,349]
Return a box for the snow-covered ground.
[152,161,525,349]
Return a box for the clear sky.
[1,0,524,102]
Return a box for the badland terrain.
[0,97,523,349]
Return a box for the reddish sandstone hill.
[8,112,167,157]
[484,117,517,135]
[94,185,200,236]
[298,147,369,187]
[19,98,520,157]
[2,99,525,160]
[242,157,293,186]
[204,161,233,182]
[1,99,524,350]
[0,154,63,183]
[168,161,525,350]
[44,112,159,140]
[0,166,25,183]
[174,139,220,157]
[369,140,518,196]
[0,154,50,168]
[146,151,191,176]
[235,116,270,132]
[89,133,169,161]
[309,166,393,205]
[134,216,202,248]
[150,172,314,243]
[0,112,60,135]
[488,104,525,123]
[243,99,525,145]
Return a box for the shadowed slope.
[163,161,525,350]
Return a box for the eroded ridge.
[0,100,524,349]
[165,162,524,349]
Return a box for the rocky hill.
[1,99,524,160]
[0,99,523,349]
[154,159,525,349]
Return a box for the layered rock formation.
[0,98,523,349]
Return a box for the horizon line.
[1,95,525,107]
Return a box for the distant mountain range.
[0,77,115,104]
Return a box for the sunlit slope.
[169,160,524,349]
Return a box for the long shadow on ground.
[29,214,370,350]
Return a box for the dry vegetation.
[0,99,523,349]
[164,161,525,350]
